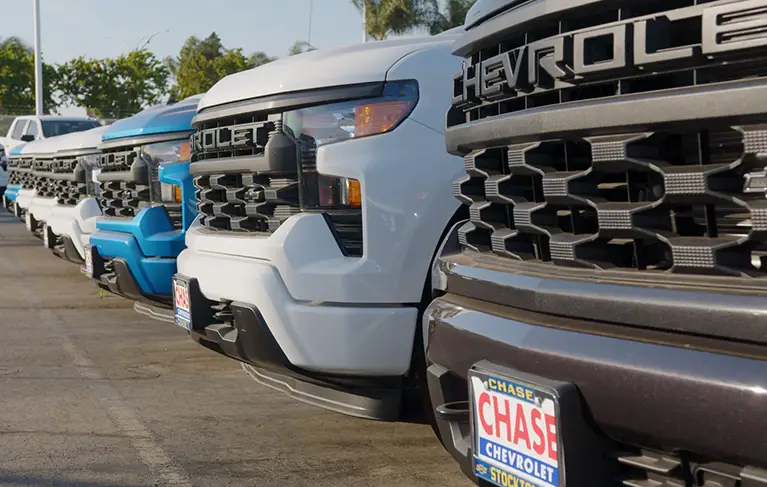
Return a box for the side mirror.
[20,134,35,142]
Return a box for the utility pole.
[362,0,368,43]
[308,0,313,46]
[32,0,43,115]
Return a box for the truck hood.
[102,94,202,142]
[51,125,109,154]
[198,35,460,112]
[19,136,66,156]
[8,143,26,156]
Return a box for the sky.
[2,0,381,115]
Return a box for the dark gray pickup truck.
[425,1,767,486]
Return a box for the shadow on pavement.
[0,474,141,487]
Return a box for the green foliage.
[352,0,476,39]
[426,0,476,35]
[165,33,276,100]
[288,41,317,56]
[352,0,428,40]
[57,50,170,119]
[0,37,59,114]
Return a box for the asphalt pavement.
[0,211,470,487]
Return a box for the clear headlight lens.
[284,80,418,209]
[140,139,190,204]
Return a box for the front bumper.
[29,196,57,224]
[87,244,174,310]
[88,205,183,311]
[15,188,36,211]
[4,184,21,206]
[46,198,102,262]
[175,268,411,421]
[425,294,767,484]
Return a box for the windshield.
[40,120,101,137]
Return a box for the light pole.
[308,0,313,46]
[362,0,367,43]
[32,0,43,115]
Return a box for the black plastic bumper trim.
[425,296,767,468]
[446,79,767,155]
[178,275,403,421]
[89,248,171,309]
[242,364,402,422]
[52,236,84,264]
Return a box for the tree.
[57,50,169,119]
[0,37,60,114]
[352,0,434,40]
[288,41,317,56]
[165,33,276,100]
[426,0,476,35]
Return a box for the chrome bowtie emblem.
[744,169,767,194]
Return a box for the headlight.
[284,80,418,210]
[140,139,190,204]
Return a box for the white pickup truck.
[0,115,102,154]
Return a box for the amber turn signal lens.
[179,142,191,161]
[347,179,362,208]
[354,101,414,138]
[174,185,182,203]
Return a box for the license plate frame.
[82,245,93,277]
[469,365,564,487]
[172,276,192,330]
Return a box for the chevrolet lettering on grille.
[455,0,767,107]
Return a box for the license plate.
[43,224,49,248]
[25,212,32,231]
[83,245,93,277]
[470,369,562,487]
[173,277,192,330]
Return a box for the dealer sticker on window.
[470,370,561,487]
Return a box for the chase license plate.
[470,369,562,487]
[83,245,93,277]
[25,212,32,231]
[173,277,191,330]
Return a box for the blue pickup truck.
[83,95,200,322]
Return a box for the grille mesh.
[451,0,767,280]
[456,125,767,277]
[31,158,55,198]
[98,147,150,218]
[192,116,301,233]
[51,157,90,206]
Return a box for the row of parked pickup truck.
[6,1,767,485]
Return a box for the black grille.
[9,158,34,188]
[450,0,767,128]
[451,0,767,280]
[98,147,150,218]
[456,125,767,277]
[616,449,767,487]
[31,158,55,198]
[50,157,91,206]
[192,116,301,233]
[325,213,363,257]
